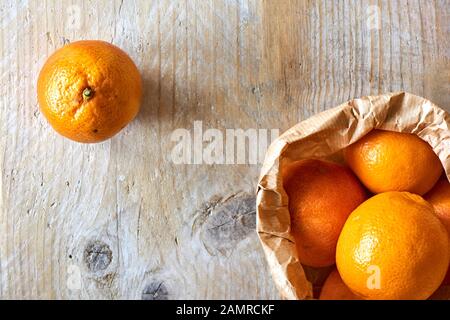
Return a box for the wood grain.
[0,0,448,299]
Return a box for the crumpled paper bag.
[256,92,450,300]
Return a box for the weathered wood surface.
[0,0,448,299]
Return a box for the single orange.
[37,40,142,143]
[344,130,442,195]
[283,159,366,268]
[424,177,450,285]
[319,268,360,300]
[336,192,449,300]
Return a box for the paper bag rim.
[256,91,450,300]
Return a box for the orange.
[344,130,442,195]
[425,177,450,234]
[424,177,450,285]
[319,269,360,300]
[442,270,450,286]
[37,40,142,143]
[429,285,450,300]
[336,192,449,300]
[283,159,366,267]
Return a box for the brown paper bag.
[256,92,450,300]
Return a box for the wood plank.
[0,0,448,299]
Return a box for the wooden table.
[1,0,448,299]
